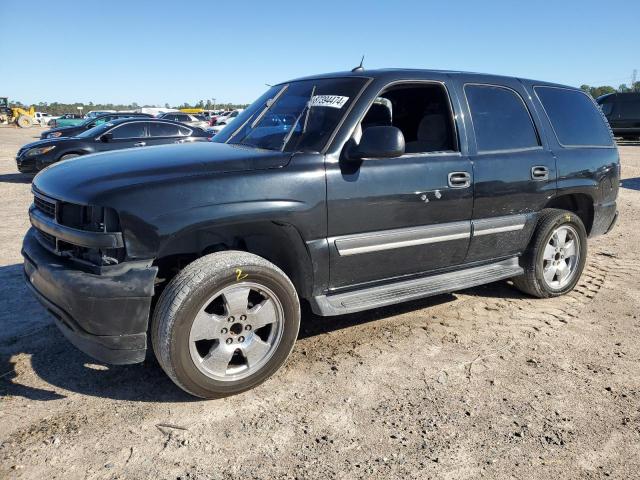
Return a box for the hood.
[43,125,80,136]
[33,142,291,204]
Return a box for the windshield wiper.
[249,85,288,129]
[280,85,316,151]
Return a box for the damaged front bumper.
[22,228,158,364]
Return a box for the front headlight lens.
[26,146,56,157]
[47,132,62,138]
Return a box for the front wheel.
[513,209,587,298]
[151,251,300,398]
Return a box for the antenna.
[351,55,365,72]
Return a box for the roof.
[281,68,575,90]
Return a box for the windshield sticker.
[309,95,349,109]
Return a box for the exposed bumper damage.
[22,228,157,364]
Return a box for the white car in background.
[211,109,244,134]
[34,112,60,126]
[157,112,210,129]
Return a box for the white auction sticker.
[309,95,349,109]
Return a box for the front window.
[213,77,367,152]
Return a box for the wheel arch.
[544,192,594,235]
[154,220,315,300]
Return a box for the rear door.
[453,76,557,263]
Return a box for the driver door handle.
[448,171,471,188]
[134,141,146,147]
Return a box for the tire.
[59,153,80,161]
[17,115,33,128]
[151,251,300,399]
[512,209,587,298]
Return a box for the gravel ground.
[1,126,639,479]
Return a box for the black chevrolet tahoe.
[22,69,619,398]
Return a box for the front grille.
[34,195,56,218]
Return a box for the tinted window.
[465,85,539,152]
[150,122,182,137]
[535,87,613,147]
[617,99,640,119]
[176,114,191,122]
[111,122,147,139]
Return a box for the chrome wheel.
[188,282,284,382]
[541,225,580,290]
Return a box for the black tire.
[151,251,300,399]
[59,153,80,161]
[512,209,587,298]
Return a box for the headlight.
[26,146,56,157]
[47,132,62,138]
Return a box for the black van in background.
[597,92,640,139]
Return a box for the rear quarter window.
[535,86,613,147]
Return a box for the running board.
[311,257,523,316]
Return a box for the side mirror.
[348,126,405,160]
[100,132,113,142]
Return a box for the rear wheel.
[17,115,33,128]
[152,251,300,398]
[513,209,587,298]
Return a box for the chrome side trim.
[472,214,528,237]
[334,221,470,256]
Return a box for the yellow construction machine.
[0,97,36,127]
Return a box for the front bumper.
[22,229,158,364]
[16,155,37,173]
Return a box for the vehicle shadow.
[621,177,640,191]
[0,173,33,184]
[0,263,195,403]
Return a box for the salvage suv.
[22,69,619,398]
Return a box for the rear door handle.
[531,165,549,181]
[448,171,471,188]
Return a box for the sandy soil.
[0,126,639,480]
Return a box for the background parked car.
[597,92,640,140]
[33,112,59,126]
[85,110,117,119]
[157,112,209,129]
[49,113,84,128]
[210,108,244,133]
[17,118,210,173]
[41,112,153,139]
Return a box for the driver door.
[326,81,474,290]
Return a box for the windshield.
[213,77,367,152]
[75,123,113,138]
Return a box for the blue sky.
[0,0,637,106]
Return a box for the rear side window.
[111,122,147,139]
[465,84,540,152]
[617,98,640,119]
[535,86,613,147]
[150,122,182,137]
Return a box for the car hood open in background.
[33,142,292,204]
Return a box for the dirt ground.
[0,126,639,480]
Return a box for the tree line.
[9,83,640,114]
[9,100,249,115]
[580,82,640,99]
